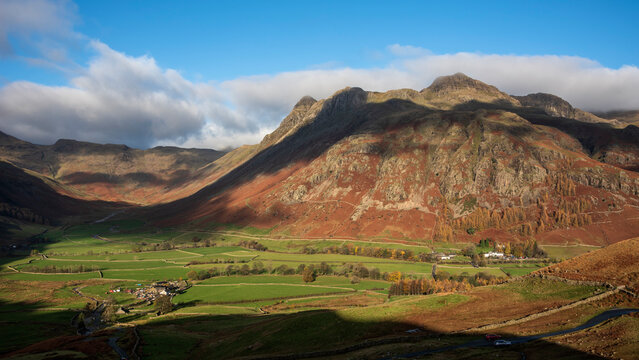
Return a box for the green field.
[540,244,600,260]
[1,219,605,359]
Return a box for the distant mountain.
[149,74,639,246]
[0,132,227,205]
[2,73,639,245]
[0,160,120,226]
[513,92,617,125]
[595,109,639,127]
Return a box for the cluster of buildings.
[132,281,187,302]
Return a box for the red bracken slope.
[148,74,639,245]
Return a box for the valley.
[1,74,639,359]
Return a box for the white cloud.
[400,52,639,111]
[0,41,217,148]
[0,0,80,65]
[2,37,639,150]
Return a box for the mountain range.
[2,73,639,246]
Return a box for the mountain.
[2,73,638,246]
[149,74,639,246]
[0,160,121,226]
[0,133,226,205]
[595,109,639,127]
[513,92,617,125]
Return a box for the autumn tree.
[504,242,511,256]
[155,295,173,315]
[302,267,316,283]
[186,270,198,280]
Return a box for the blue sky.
[6,1,639,83]
[1,0,638,149]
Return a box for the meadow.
[0,219,605,358]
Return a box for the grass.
[500,266,540,276]
[174,283,354,304]
[500,278,603,301]
[197,275,388,290]
[0,308,77,353]
[436,264,505,277]
[173,305,258,315]
[101,267,189,281]
[0,272,100,281]
[138,328,201,360]
[16,259,173,271]
[540,244,600,260]
[3,219,619,359]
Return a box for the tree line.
[20,264,99,273]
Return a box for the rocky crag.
[149,74,639,245]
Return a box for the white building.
[483,251,504,258]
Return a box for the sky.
[0,0,638,149]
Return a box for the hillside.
[0,132,226,205]
[595,109,639,127]
[514,92,618,125]
[150,74,639,246]
[0,160,122,228]
[538,237,639,292]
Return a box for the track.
[380,308,639,359]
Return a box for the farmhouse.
[484,251,504,258]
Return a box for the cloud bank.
[1,3,639,150]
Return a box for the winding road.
[381,308,639,359]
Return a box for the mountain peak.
[294,95,317,109]
[0,130,27,146]
[426,73,495,93]
[514,93,575,118]
[514,92,612,124]
[421,73,518,108]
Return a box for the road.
[381,308,639,359]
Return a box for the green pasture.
[436,264,506,277]
[540,244,600,259]
[174,283,354,304]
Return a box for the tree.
[302,267,316,283]
[369,267,381,280]
[240,264,250,275]
[319,261,331,275]
[461,246,475,257]
[252,261,264,274]
[101,297,117,323]
[155,295,173,315]
[387,271,402,282]
[186,270,198,280]
[296,264,306,274]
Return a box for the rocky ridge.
[152,74,639,245]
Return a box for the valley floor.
[0,220,636,359]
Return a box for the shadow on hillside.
[60,169,197,190]
[149,91,639,225]
[0,299,81,356]
[145,92,639,229]
[147,94,550,223]
[137,306,612,360]
[451,99,639,160]
[0,161,131,225]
